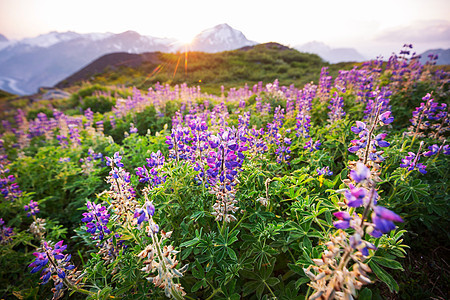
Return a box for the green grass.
[72,44,357,95]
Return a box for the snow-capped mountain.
[0,24,258,95]
[295,41,366,63]
[186,23,257,52]
[19,31,84,47]
[0,31,175,95]
[419,48,450,65]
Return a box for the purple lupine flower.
[379,111,394,125]
[68,124,81,145]
[399,152,427,174]
[129,123,138,134]
[423,144,440,157]
[374,133,390,147]
[344,184,367,207]
[333,211,351,229]
[443,145,450,155]
[349,162,370,183]
[0,156,22,201]
[304,138,321,152]
[349,233,376,256]
[28,241,75,285]
[134,201,156,228]
[371,206,403,234]
[136,151,166,188]
[81,201,111,240]
[0,218,14,244]
[24,200,39,217]
[317,166,333,176]
[351,121,366,134]
[327,88,346,124]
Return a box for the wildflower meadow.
[0,45,449,299]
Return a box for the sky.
[1,0,449,58]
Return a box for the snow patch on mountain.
[19,31,81,47]
[186,23,257,52]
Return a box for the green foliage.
[0,54,448,300]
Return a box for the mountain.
[295,41,366,63]
[0,34,8,42]
[0,31,174,95]
[419,49,450,65]
[186,23,257,52]
[56,52,161,88]
[0,24,257,95]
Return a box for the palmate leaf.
[251,241,278,269]
[215,228,240,263]
[397,179,430,203]
[241,257,278,299]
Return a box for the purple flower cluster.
[0,155,22,201]
[134,201,157,232]
[409,93,449,140]
[106,152,136,202]
[399,152,427,174]
[0,218,14,244]
[136,151,166,188]
[81,201,111,240]
[317,166,333,176]
[317,67,332,103]
[296,113,311,138]
[245,128,268,158]
[349,109,393,165]
[166,126,191,162]
[333,163,403,243]
[84,108,94,128]
[68,124,81,146]
[129,123,138,134]
[24,200,40,217]
[327,87,346,123]
[80,148,104,174]
[29,241,76,297]
[206,129,246,222]
[206,129,245,189]
[304,138,321,152]
[422,143,450,157]
[363,87,392,121]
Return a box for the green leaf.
[295,277,310,289]
[242,281,261,296]
[303,236,312,252]
[359,287,372,300]
[371,256,404,270]
[180,238,200,248]
[369,261,399,292]
[227,248,237,261]
[288,263,304,275]
[191,279,204,292]
[265,277,280,286]
[256,282,265,299]
[240,269,260,281]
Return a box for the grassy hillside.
[59,43,356,94]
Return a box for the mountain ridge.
[294,41,366,63]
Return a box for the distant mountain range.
[419,48,450,65]
[0,24,448,95]
[294,41,366,63]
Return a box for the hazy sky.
[1,0,449,57]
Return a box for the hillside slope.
[56,43,355,94]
